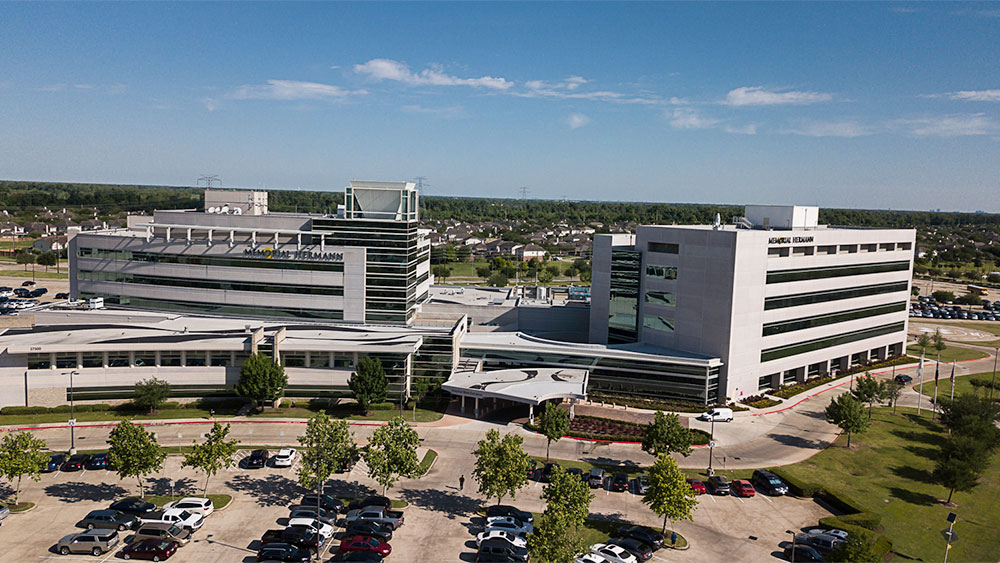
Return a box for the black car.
[21,281,35,287]
[29,288,47,297]
[785,543,824,561]
[43,453,67,473]
[485,505,534,525]
[79,509,138,531]
[344,520,393,542]
[256,542,312,562]
[610,537,654,562]
[707,475,730,495]
[261,527,321,549]
[13,288,29,297]
[55,292,70,300]
[750,469,788,496]
[894,374,913,385]
[86,453,110,470]
[109,497,157,517]
[347,496,391,511]
[302,493,345,513]
[339,552,385,562]
[540,462,560,483]
[616,525,664,550]
[62,454,90,471]
[478,538,529,562]
[247,449,269,469]
[611,472,629,492]
[566,467,586,482]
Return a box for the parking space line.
[737,497,745,504]
[760,495,774,504]
[708,495,716,503]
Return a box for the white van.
[697,407,734,422]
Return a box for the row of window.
[760,322,905,362]
[762,301,907,337]
[647,242,679,254]
[27,351,247,370]
[645,265,677,280]
[763,281,909,310]
[766,260,910,284]
[77,248,346,272]
[767,241,912,259]
[608,250,641,344]
[81,293,345,320]
[78,270,345,296]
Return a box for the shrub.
[51,405,73,413]
[158,401,182,410]
[815,489,867,515]
[369,402,396,411]
[0,406,50,415]
[767,467,821,497]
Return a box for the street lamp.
[63,370,79,454]
[990,348,999,401]
[786,530,796,563]
[707,416,716,476]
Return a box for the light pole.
[990,348,998,401]
[786,530,796,563]
[943,512,957,563]
[707,416,716,476]
[63,370,79,454]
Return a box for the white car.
[576,554,610,563]
[476,529,527,548]
[485,516,533,536]
[273,448,296,467]
[807,528,849,540]
[287,517,334,540]
[164,497,214,518]
[141,509,203,531]
[590,543,637,563]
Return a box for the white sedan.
[476,529,528,548]
[590,543,637,563]
[485,515,532,536]
[808,528,849,540]
[576,554,610,563]
[164,497,214,518]
[272,448,297,467]
[288,517,334,540]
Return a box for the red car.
[340,535,392,557]
[122,539,178,560]
[731,479,756,497]
[686,478,706,494]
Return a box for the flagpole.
[916,352,924,415]
[932,352,940,420]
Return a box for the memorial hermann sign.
[768,236,814,245]
[243,247,344,262]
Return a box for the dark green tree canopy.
[349,357,388,414]
[236,353,288,409]
[642,411,693,457]
[133,377,171,414]
[537,402,570,461]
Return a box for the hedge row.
[587,392,750,413]
[525,418,711,445]
[0,398,247,416]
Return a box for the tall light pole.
[990,348,999,401]
[786,530,797,563]
[63,370,79,454]
[943,512,957,563]
[707,415,716,476]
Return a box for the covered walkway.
[441,367,588,422]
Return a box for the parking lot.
[1,442,833,563]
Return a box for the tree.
[472,429,531,505]
[107,420,167,497]
[851,372,885,420]
[578,268,592,283]
[642,454,698,534]
[537,270,554,284]
[133,377,171,414]
[910,286,920,296]
[364,416,420,495]
[476,265,492,280]
[297,414,356,512]
[916,333,931,357]
[545,264,560,277]
[938,393,1000,450]
[445,244,457,263]
[642,411,693,457]
[933,329,947,356]
[182,421,239,497]
[564,266,578,279]
[456,245,472,262]
[932,290,955,303]
[528,512,581,563]
[487,272,509,287]
[828,533,882,563]
[955,293,983,306]
[0,432,49,505]
[883,381,903,415]
[15,251,34,271]
[432,264,452,282]
[536,403,569,461]
[349,357,388,414]
[541,464,594,527]
[933,434,989,504]
[235,353,287,410]
[37,251,57,271]
[825,393,869,447]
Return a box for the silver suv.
[56,529,119,556]
[134,522,191,546]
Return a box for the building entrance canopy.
[441,368,588,406]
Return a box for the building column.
[165,227,171,242]
[529,404,534,425]
[251,231,257,248]
[296,234,302,250]
[207,229,213,246]
[460,395,466,414]
[569,400,575,419]
[320,234,325,252]
[186,228,192,243]
[229,230,235,248]
[474,396,479,418]
[795,366,807,383]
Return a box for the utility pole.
[991,347,999,401]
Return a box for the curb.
[8,502,36,515]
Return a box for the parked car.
[697,408,734,422]
[133,522,191,546]
[163,497,213,518]
[0,504,9,525]
[56,529,119,556]
[256,542,312,562]
[893,374,913,385]
[609,537,653,562]
[610,472,629,492]
[477,528,528,548]
[289,507,337,526]
[588,468,606,488]
[336,552,385,562]
[121,539,178,560]
[272,448,297,468]
[634,474,650,494]
[342,506,404,530]
[61,454,90,471]
[576,555,609,563]
[566,467,586,482]
[80,509,139,531]
[109,497,157,517]
[343,520,393,542]
[590,543,638,563]
[86,453,110,470]
[43,453,66,473]
[302,493,346,513]
[750,469,788,496]
[140,509,203,531]
[246,449,269,469]
[784,543,824,562]
[260,528,321,550]
[55,292,70,300]
[477,537,529,562]
[346,496,391,511]
[541,462,560,483]
[800,533,842,554]
[485,505,534,525]
[615,525,664,550]
[686,478,706,495]
[707,476,730,495]
[731,479,756,497]
[287,517,334,541]
[485,516,533,536]
[21,280,35,287]
[807,528,849,541]
[339,535,392,557]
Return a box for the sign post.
[943,512,958,563]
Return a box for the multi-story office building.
[590,205,915,403]
[70,181,430,324]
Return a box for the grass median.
[908,345,989,363]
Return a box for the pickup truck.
[260,528,322,549]
[140,509,203,532]
[342,506,404,530]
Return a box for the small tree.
[236,353,287,410]
[182,421,240,497]
[828,533,882,563]
[472,428,531,506]
[537,403,569,461]
[0,432,50,505]
[541,464,594,527]
[883,381,903,415]
[133,377,171,414]
[349,357,388,414]
[37,251,57,271]
[579,269,592,283]
[642,454,698,534]
[851,372,885,420]
[642,411,693,458]
[938,393,1000,451]
[916,333,931,357]
[933,434,988,504]
[537,270,554,284]
[825,393,869,447]
[297,414,356,512]
[932,290,955,303]
[911,286,920,296]
[432,264,452,282]
[528,512,580,563]
[487,272,509,287]
[364,416,420,495]
[933,329,947,356]
[476,265,492,281]
[107,420,167,497]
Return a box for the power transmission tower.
[412,176,429,192]
[519,186,529,200]
[197,175,220,188]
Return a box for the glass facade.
[645,265,677,280]
[763,281,909,310]
[766,260,910,284]
[760,322,905,362]
[647,242,679,254]
[77,247,345,272]
[608,249,641,344]
[644,290,676,307]
[81,293,345,321]
[643,314,675,333]
[762,302,907,336]
[78,270,344,296]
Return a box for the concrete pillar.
[207,229,213,245]
[461,395,466,414]
[186,228,192,243]
[320,234,325,252]
[297,234,302,250]
[229,230,235,248]
[251,231,257,248]
[165,227,171,242]
[795,366,807,383]
[474,396,479,418]
[528,404,534,425]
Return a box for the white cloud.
[231,80,366,101]
[787,120,874,138]
[668,108,721,130]
[948,89,1000,102]
[353,59,513,90]
[894,114,997,137]
[724,123,758,135]
[724,86,833,107]
[567,113,590,129]
[38,84,67,92]
[73,84,93,89]
[202,97,218,111]
[401,104,467,119]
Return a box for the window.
[185,352,207,367]
[764,281,909,310]
[107,352,129,368]
[55,353,78,369]
[898,242,912,251]
[27,353,51,370]
[159,352,182,367]
[310,353,330,368]
[759,374,776,391]
[644,290,676,307]
[647,242,679,254]
[766,261,910,284]
[839,244,858,254]
[645,264,677,280]
[283,353,306,368]
[81,352,103,368]
[760,322,905,362]
[643,315,675,333]
[879,243,895,251]
[792,246,814,256]
[817,245,837,255]
[133,352,156,367]
[861,244,877,253]
[768,247,789,258]
[209,352,229,367]
[762,302,907,336]
[608,250,641,344]
[333,354,354,369]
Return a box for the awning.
[441,368,588,406]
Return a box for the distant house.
[53,219,78,234]
[0,222,24,235]
[33,235,68,253]
[517,244,547,262]
[25,222,52,235]
[79,218,106,231]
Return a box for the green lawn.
[416,449,438,476]
[530,455,647,478]
[0,270,69,280]
[913,370,1000,398]
[772,407,1000,562]
[907,345,989,363]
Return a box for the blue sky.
[1,2,999,211]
